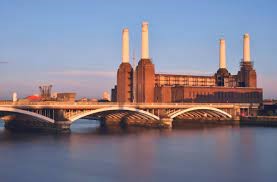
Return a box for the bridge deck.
[0,101,259,110]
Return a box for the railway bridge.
[0,101,259,131]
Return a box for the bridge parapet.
[0,100,259,106]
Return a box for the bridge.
[0,101,259,131]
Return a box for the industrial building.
[56,93,76,102]
[111,22,262,104]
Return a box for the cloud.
[51,69,214,78]
[47,70,116,77]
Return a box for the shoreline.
[240,116,277,127]
[2,116,277,133]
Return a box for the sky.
[0,0,276,99]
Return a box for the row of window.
[187,91,261,100]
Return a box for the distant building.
[25,95,41,102]
[56,93,76,102]
[111,86,117,102]
[91,98,98,102]
[12,92,17,102]
[78,97,89,102]
[260,100,277,116]
[51,92,58,99]
[39,85,52,101]
[102,91,111,101]
[112,22,263,104]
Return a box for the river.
[0,119,277,182]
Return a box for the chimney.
[122,28,130,63]
[243,33,251,62]
[219,38,226,69]
[141,22,149,59]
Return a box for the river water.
[0,119,277,182]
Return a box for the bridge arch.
[169,106,232,119]
[0,107,55,123]
[69,107,160,123]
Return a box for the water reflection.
[1,119,277,182]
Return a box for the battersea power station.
[111,22,263,104]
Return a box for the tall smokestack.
[219,38,226,69]
[122,28,130,63]
[243,33,251,62]
[141,22,149,59]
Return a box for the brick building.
[112,23,262,104]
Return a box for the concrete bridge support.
[4,119,72,132]
[98,113,172,128]
[4,117,56,131]
[54,121,71,131]
[160,117,173,128]
[232,106,241,122]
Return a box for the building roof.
[26,95,41,101]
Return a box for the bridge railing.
[0,100,259,108]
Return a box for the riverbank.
[173,116,277,128]
[240,116,277,127]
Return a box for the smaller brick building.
[56,93,76,102]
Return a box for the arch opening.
[170,106,232,119]
[69,107,160,123]
[0,107,55,123]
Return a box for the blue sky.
[0,0,276,99]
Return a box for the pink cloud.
[47,70,116,77]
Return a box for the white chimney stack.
[141,21,149,59]
[122,28,130,63]
[12,92,17,102]
[243,33,251,62]
[219,38,227,69]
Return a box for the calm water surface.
[0,119,277,182]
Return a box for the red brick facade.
[136,59,155,103]
[113,55,261,104]
[116,63,133,102]
[237,62,257,87]
[155,86,262,103]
